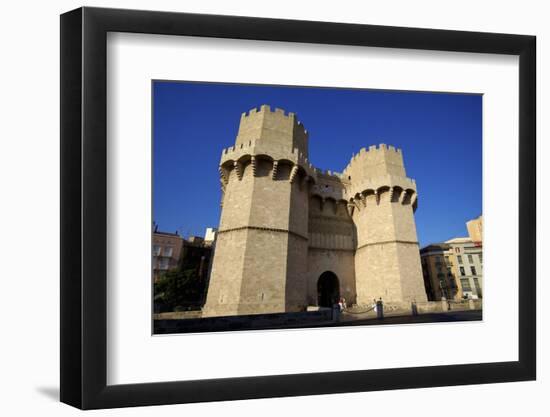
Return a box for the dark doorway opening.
[317,271,340,308]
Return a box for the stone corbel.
[251,156,257,177]
[289,164,299,183]
[219,167,228,185]
[271,160,278,180]
[412,195,418,212]
[234,161,243,181]
[399,189,408,204]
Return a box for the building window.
[479,253,483,264]
[158,258,169,270]
[461,278,472,291]
[459,266,465,276]
[457,255,463,264]
[468,254,474,264]
[455,247,460,253]
[471,266,477,275]
[164,246,173,257]
[153,245,161,256]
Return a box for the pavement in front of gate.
[333,310,482,327]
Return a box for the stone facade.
[152,228,213,285]
[445,238,483,300]
[420,243,457,301]
[420,238,483,301]
[202,105,427,317]
[152,229,184,282]
[466,215,483,243]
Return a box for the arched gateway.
[317,271,340,308]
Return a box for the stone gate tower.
[343,146,427,305]
[203,105,427,318]
[202,105,313,317]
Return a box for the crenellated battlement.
[221,138,307,161]
[218,138,356,190]
[314,169,348,181]
[347,144,402,165]
[235,105,309,155]
[219,121,417,212]
[219,138,315,177]
[344,143,406,180]
[346,175,416,198]
[241,104,299,121]
[354,143,402,155]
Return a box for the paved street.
[155,309,482,334]
[335,310,482,327]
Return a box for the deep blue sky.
[153,81,482,247]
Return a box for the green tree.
[154,260,207,311]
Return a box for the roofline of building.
[153,230,181,237]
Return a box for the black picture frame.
[60,6,536,410]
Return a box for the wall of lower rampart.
[355,242,404,304]
[236,229,291,315]
[202,228,247,317]
[396,242,428,302]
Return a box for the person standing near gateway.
[339,297,347,311]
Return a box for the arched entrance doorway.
[317,271,340,308]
